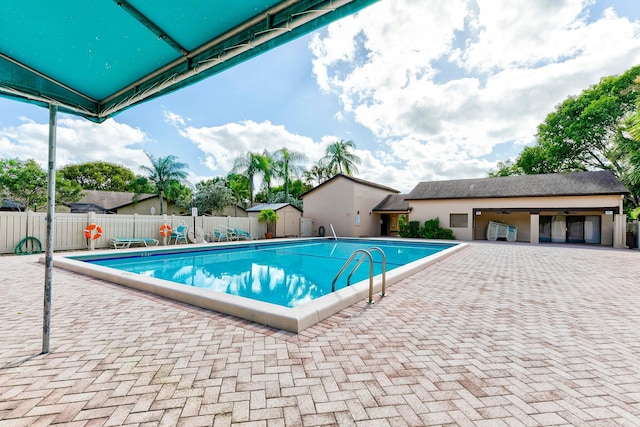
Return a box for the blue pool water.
[78,239,454,308]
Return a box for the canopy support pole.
[42,104,57,354]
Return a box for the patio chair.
[111,238,159,249]
[213,228,230,242]
[169,225,189,244]
[233,228,253,240]
[225,226,241,241]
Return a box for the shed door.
[283,211,299,237]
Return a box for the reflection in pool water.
[85,240,454,308]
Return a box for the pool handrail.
[329,224,337,240]
[332,247,387,304]
[367,247,387,297]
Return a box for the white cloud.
[171,116,329,175]
[310,0,640,185]
[0,117,150,171]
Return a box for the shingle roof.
[372,194,411,212]
[406,171,629,200]
[74,190,157,210]
[301,174,399,198]
[246,203,303,213]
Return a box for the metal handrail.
[367,247,387,297]
[329,223,337,240]
[331,249,372,292]
[331,247,387,304]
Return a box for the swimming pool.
[53,238,466,332]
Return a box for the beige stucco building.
[303,171,630,248]
[301,175,404,237]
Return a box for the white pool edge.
[48,238,468,333]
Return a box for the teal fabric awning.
[0,0,377,122]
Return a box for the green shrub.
[399,220,420,238]
[419,217,455,240]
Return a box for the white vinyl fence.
[1,211,265,254]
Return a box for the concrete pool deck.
[1,242,640,426]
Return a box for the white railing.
[0,211,264,254]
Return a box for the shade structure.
[0,0,377,122]
[0,0,377,353]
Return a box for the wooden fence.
[1,211,264,254]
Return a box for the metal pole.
[42,104,57,354]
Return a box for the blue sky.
[1,0,640,193]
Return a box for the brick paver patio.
[1,242,639,426]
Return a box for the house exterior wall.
[211,206,247,217]
[302,177,397,237]
[302,178,355,236]
[116,198,183,216]
[408,194,625,247]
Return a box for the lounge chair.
[169,225,189,244]
[213,228,229,242]
[111,237,159,249]
[225,226,241,241]
[233,228,253,240]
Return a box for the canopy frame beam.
[42,104,57,354]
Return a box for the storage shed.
[246,203,302,238]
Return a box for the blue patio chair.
[233,228,253,240]
[213,228,229,242]
[169,225,188,244]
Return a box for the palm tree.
[260,150,275,203]
[139,151,188,215]
[226,173,250,215]
[303,161,332,186]
[323,139,361,176]
[273,148,307,202]
[231,151,269,206]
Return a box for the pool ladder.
[331,247,387,304]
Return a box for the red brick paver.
[1,243,640,426]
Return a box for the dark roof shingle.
[406,171,629,200]
[372,194,411,212]
[74,190,157,210]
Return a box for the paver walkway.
[1,243,639,426]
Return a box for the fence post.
[26,209,33,240]
[133,213,138,238]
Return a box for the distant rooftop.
[70,190,157,212]
[406,170,629,200]
[246,203,302,213]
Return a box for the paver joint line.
[1,244,640,425]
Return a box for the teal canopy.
[0,0,376,122]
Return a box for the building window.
[450,213,468,228]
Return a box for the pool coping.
[48,238,468,333]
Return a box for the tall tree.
[194,178,235,215]
[0,158,83,209]
[226,173,250,215]
[231,151,269,206]
[492,65,640,209]
[303,161,332,186]
[273,148,307,202]
[260,150,275,203]
[58,161,136,191]
[138,152,189,215]
[323,140,361,176]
